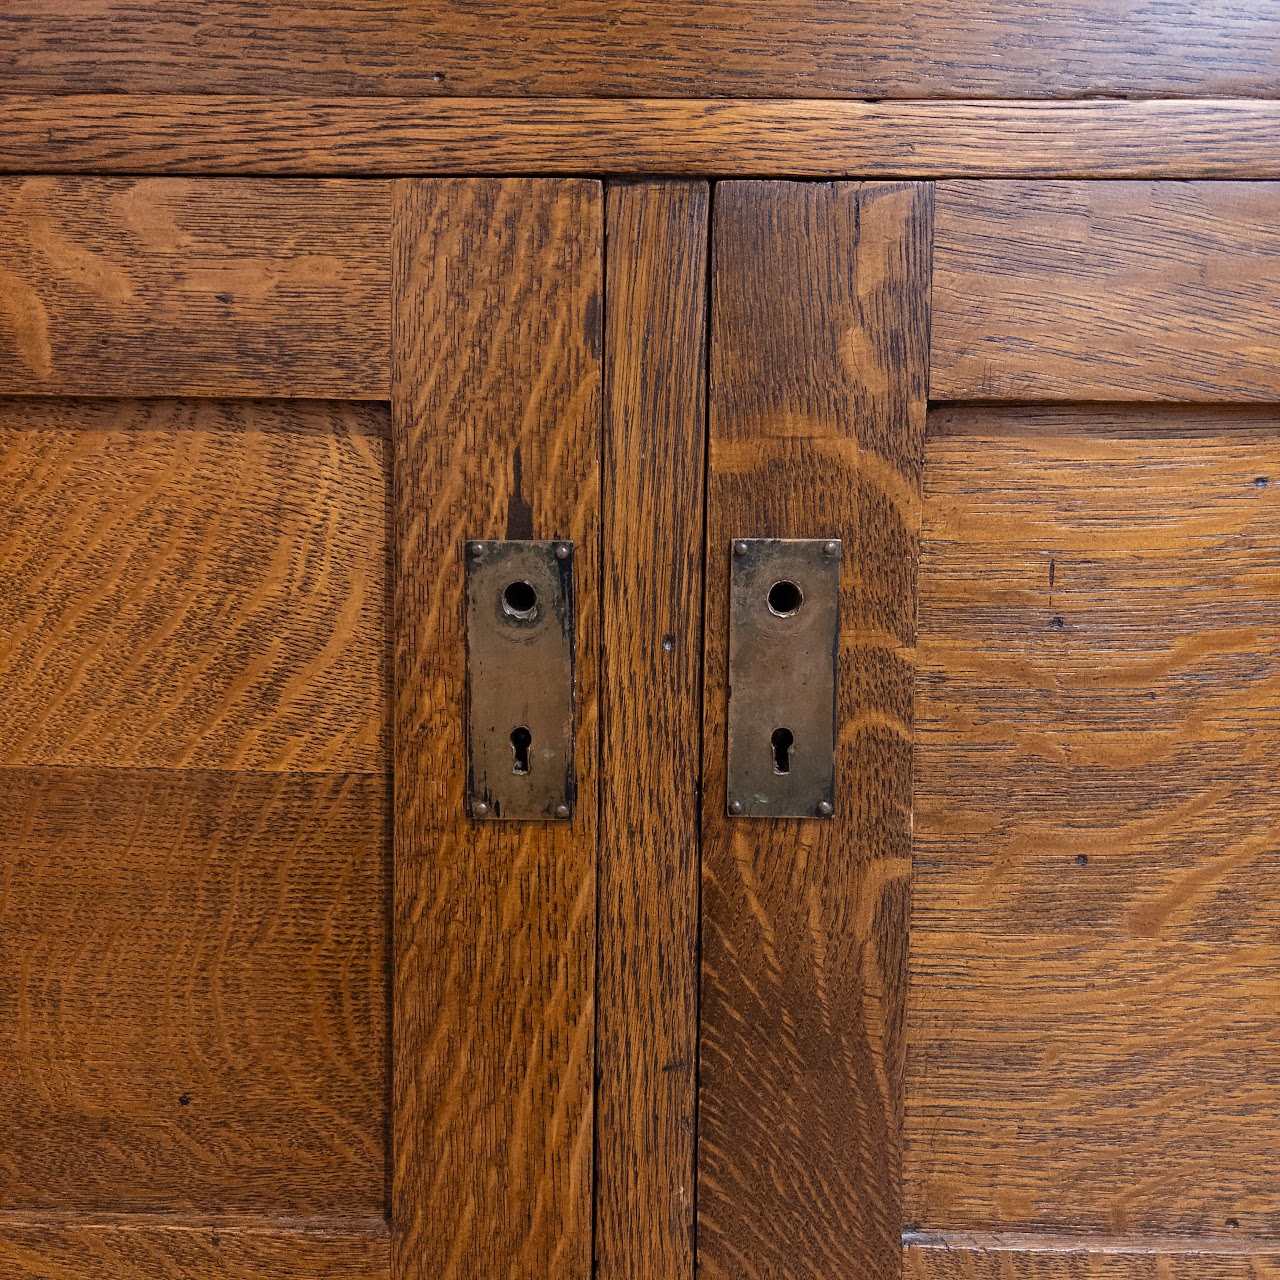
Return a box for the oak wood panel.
[698,181,931,1280]
[6,97,1280,180]
[909,428,1280,1238]
[0,397,389,772]
[905,1241,1280,1279]
[0,767,388,1216]
[596,179,708,1280]
[932,182,1280,402]
[0,1216,390,1280]
[3,2,1279,97]
[392,178,601,1280]
[929,404,1280,439]
[0,178,390,398]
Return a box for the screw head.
[822,540,840,558]
[469,542,486,558]
[733,540,750,556]
[473,800,490,818]
[554,542,571,560]
[817,800,834,817]
[555,803,571,820]
[728,799,744,816]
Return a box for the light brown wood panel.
[932,181,1280,402]
[905,1241,1280,1279]
[0,397,389,772]
[6,97,1280,180]
[910,427,1280,1238]
[0,767,388,1216]
[3,2,1278,97]
[0,1216,390,1279]
[392,178,601,1279]
[0,178,390,398]
[596,179,708,1280]
[698,181,931,1280]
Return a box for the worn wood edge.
[927,403,1280,436]
[4,96,1280,178]
[905,1233,1280,1256]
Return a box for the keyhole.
[771,727,794,775]
[510,726,532,774]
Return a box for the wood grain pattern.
[0,767,388,1216]
[6,97,1280,180]
[905,1240,1280,1279]
[0,178,390,398]
[0,1216,390,1279]
[392,178,601,1279]
[596,180,708,1280]
[0,397,389,772]
[3,2,1279,97]
[698,181,931,1280]
[932,181,1280,402]
[909,427,1280,1238]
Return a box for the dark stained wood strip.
[932,181,1280,402]
[0,1214,390,1279]
[391,178,601,1280]
[0,397,389,773]
[905,1240,1280,1279]
[3,97,1280,179]
[910,429,1280,1238]
[596,179,708,1280]
[697,181,931,1280]
[929,403,1280,439]
[3,3,1279,97]
[0,177,390,397]
[0,767,388,1217]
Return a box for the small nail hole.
[502,580,538,620]
[767,580,803,617]
[1076,854,1089,867]
[1227,1218,1240,1229]
[1050,615,1065,629]
[1255,477,1269,488]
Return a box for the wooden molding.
[3,96,1280,178]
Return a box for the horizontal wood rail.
[3,96,1280,178]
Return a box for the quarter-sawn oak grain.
[392,178,601,1280]
[0,1216,391,1280]
[0,397,389,772]
[0,767,387,1217]
[0,178,390,398]
[3,1,1278,98]
[6,97,1280,180]
[698,180,931,1280]
[596,179,708,1280]
[931,181,1280,402]
[910,427,1280,1239]
[905,1241,1280,1279]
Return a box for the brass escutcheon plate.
[726,538,840,818]
[466,539,575,820]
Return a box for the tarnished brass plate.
[466,540,575,820]
[726,538,839,818]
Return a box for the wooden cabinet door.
[0,175,607,1280]
[676,180,1280,1280]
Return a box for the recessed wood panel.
[0,767,388,1216]
[698,181,931,1280]
[909,426,1280,1238]
[931,181,1280,402]
[0,1217,390,1280]
[0,397,389,772]
[0,178,390,398]
[392,178,601,1280]
[6,98,1280,181]
[3,2,1278,98]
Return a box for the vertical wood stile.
[696,180,933,1280]
[391,178,602,1280]
[596,179,710,1280]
